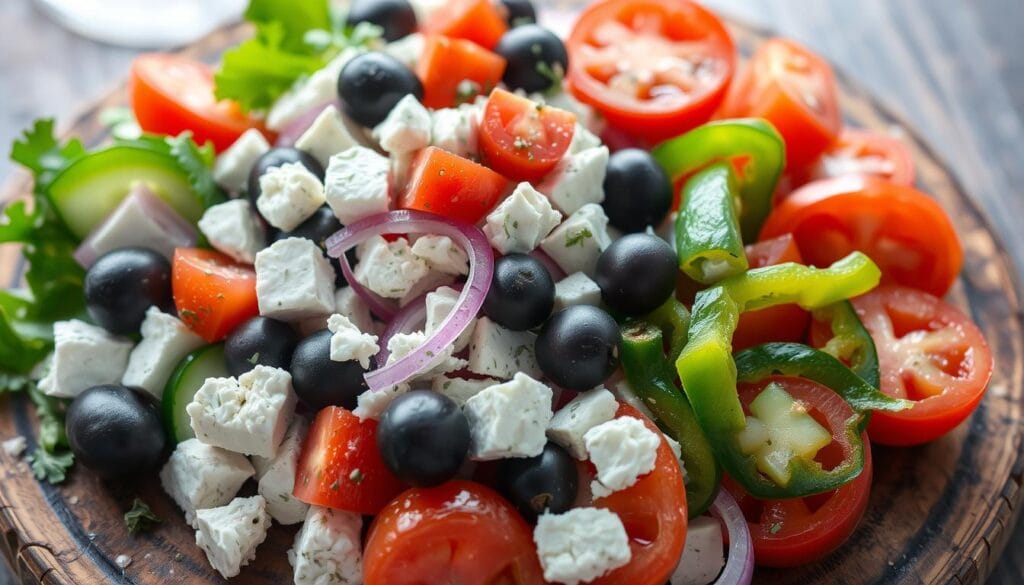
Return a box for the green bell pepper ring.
[652,118,785,241]
[675,163,749,284]
[644,297,691,362]
[811,301,881,389]
[620,321,719,517]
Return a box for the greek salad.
[0,0,994,583]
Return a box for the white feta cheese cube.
[194,496,271,579]
[354,383,410,421]
[430,105,480,159]
[295,105,358,167]
[37,320,132,399]
[353,235,429,299]
[483,182,563,254]
[467,317,541,379]
[424,286,475,352]
[78,185,198,265]
[186,365,297,458]
[373,94,432,155]
[385,331,467,376]
[334,286,375,334]
[568,123,602,155]
[463,373,553,460]
[384,32,425,69]
[198,199,265,264]
[390,149,418,194]
[547,388,618,460]
[670,516,725,585]
[213,129,270,192]
[257,162,326,232]
[536,146,609,215]
[584,416,661,498]
[289,506,363,585]
[398,268,457,307]
[411,235,469,275]
[533,507,631,585]
[553,272,603,312]
[251,419,309,525]
[159,439,255,527]
[255,238,336,321]
[431,375,498,407]
[327,314,379,368]
[324,146,391,225]
[121,307,204,399]
[267,49,361,131]
[540,203,612,277]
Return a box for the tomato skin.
[478,89,577,182]
[760,175,963,297]
[733,234,810,351]
[293,407,407,514]
[852,286,993,446]
[420,0,508,50]
[416,36,507,109]
[363,480,544,585]
[803,128,915,187]
[171,248,259,342]
[400,147,511,224]
[129,54,268,152]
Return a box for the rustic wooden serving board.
[1,12,1022,585]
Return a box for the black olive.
[84,247,172,336]
[494,25,569,93]
[482,253,555,331]
[602,149,673,233]
[224,317,300,377]
[338,52,424,128]
[496,442,578,522]
[290,330,371,410]
[66,384,167,478]
[246,147,324,205]
[346,0,417,42]
[500,0,537,26]
[595,234,678,316]
[535,305,621,391]
[377,390,470,487]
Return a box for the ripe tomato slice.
[400,146,511,224]
[420,0,508,50]
[293,406,407,514]
[171,248,259,342]
[805,129,916,186]
[129,54,267,152]
[851,286,993,446]
[733,234,811,352]
[760,175,963,297]
[716,38,840,168]
[363,480,544,585]
[416,36,507,109]
[478,88,577,182]
[566,0,735,142]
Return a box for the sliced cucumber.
[48,145,203,239]
[162,344,229,444]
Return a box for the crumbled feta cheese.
[430,104,480,159]
[536,146,609,215]
[251,419,309,525]
[38,320,133,399]
[398,268,457,307]
[665,435,682,461]
[327,314,379,368]
[122,308,204,399]
[463,373,553,460]
[289,506,363,585]
[670,516,725,585]
[411,235,469,275]
[467,317,541,379]
[568,123,602,155]
[213,129,271,192]
[353,235,430,299]
[80,185,197,264]
[334,287,375,334]
[540,203,612,277]
[483,182,563,254]
[295,105,358,167]
[186,365,297,458]
[385,331,467,376]
[194,496,271,579]
[431,375,499,406]
[553,272,603,312]
[533,507,631,585]
[373,94,432,154]
[257,162,326,231]
[584,416,661,498]
[390,149,417,194]
[267,49,361,131]
[255,238,336,321]
[2,436,26,457]
[198,199,265,264]
[324,146,391,225]
[424,286,475,351]
[159,439,255,527]
[353,383,411,421]
[547,387,619,460]
[384,32,425,69]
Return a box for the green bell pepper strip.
[652,118,785,241]
[620,321,719,517]
[811,301,881,389]
[674,163,749,284]
[644,297,691,363]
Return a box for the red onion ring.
[337,258,400,321]
[326,210,493,390]
[375,293,428,367]
[710,489,755,585]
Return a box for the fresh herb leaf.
[565,228,593,247]
[9,119,85,194]
[168,133,227,208]
[28,384,69,453]
[124,498,161,534]
[244,0,331,54]
[0,372,32,394]
[28,446,73,484]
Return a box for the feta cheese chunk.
[194,496,271,579]
[384,32,425,69]
[289,507,363,585]
[431,375,499,406]
[252,419,309,525]
[122,307,204,399]
[584,416,661,498]
[547,388,619,460]
[399,269,457,307]
[334,287,375,334]
[467,317,541,379]
[327,314,379,368]
[671,516,725,585]
[430,105,480,159]
[424,286,475,351]
[267,49,360,131]
[568,123,601,155]
[354,383,410,421]
[213,129,270,193]
[464,373,553,460]
[536,146,609,215]
[411,235,469,275]
[37,320,132,399]
[295,105,358,167]
[354,235,430,299]
[373,94,432,154]
[159,439,255,527]
[255,238,336,321]
[483,182,563,254]
[553,272,602,312]
[540,203,612,277]
[385,331,467,376]
[257,162,326,231]
[534,508,631,585]
[198,200,265,264]
[187,365,297,458]
[325,146,391,224]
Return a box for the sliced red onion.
[337,258,400,321]
[375,293,428,367]
[326,210,493,390]
[276,100,336,147]
[710,490,755,585]
[529,248,566,281]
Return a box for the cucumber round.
[48,145,203,239]
[162,344,229,444]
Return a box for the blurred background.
[1,0,1023,583]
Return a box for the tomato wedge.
[733,234,811,352]
[364,480,544,585]
[716,38,840,168]
[760,175,963,297]
[566,0,735,142]
[805,129,916,186]
[399,147,511,224]
[171,248,259,342]
[416,36,507,109]
[129,54,267,152]
[851,286,993,446]
[478,88,577,182]
[420,0,508,51]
